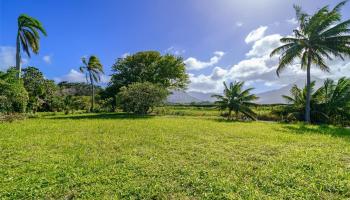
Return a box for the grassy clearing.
[1,113,350,199]
[154,105,285,122]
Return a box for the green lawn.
[1,113,350,199]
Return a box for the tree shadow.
[48,113,155,120]
[211,117,254,124]
[279,123,350,141]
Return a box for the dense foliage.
[0,68,28,113]
[22,67,57,112]
[117,82,168,114]
[110,51,188,90]
[279,77,350,125]
[102,51,188,110]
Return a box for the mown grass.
[1,113,350,199]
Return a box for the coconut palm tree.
[270,1,350,123]
[314,77,350,124]
[282,78,350,124]
[282,81,320,121]
[16,14,47,78]
[79,56,104,112]
[212,81,258,120]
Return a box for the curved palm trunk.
[89,72,95,112]
[305,55,312,123]
[15,34,21,78]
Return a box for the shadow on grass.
[49,113,155,120]
[211,118,254,123]
[280,123,350,141]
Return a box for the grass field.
[1,113,350,199]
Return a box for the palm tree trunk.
[89,72,95,112]
[15,34,21,78]
[305,55,312,123]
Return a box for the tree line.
[1,1,350,125]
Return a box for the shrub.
[117,82,168,114]
[0,69,29,113]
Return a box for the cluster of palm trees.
[14,15,104,112]
[281,77,350,125]
[215,1,350,124]
[271,1,350,123]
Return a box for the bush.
[117,82,168,114]
[0,69,29,113]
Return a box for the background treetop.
[110,51,189,91]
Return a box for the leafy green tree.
[22,67,61,112]
[107,51,188,104]
[117,82,168,114]
[22,67,45,112]
[0,68,28,113]
[212,82,258,120]
[270,1,350,123]
[107,51,188,109]
[41,80,62,112]
[16,14,47,78]
[79,55,104,112]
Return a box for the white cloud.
[54,69,110,84]
[188,73,223,93]
[188,28,350,93]
[246,34,282,57]
[211,66,228,81]
[0,46,15,71]
[165,46,186,55]
[121,52,130,58]
[185,51,225,71]
[286,18,298,25]
[0,46,29,71]
[54,69,86,83]
[245,26,268,43]
[43,55,51,64]
[235,22,243,27]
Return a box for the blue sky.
[1,0,350,93]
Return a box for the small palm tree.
[79,56,104,112]
[16,14,47,78]
[282,82,320,121]
[270,1,350,123]
[212,81,258,120]
[282,78,350,124]
[314,77,350,124]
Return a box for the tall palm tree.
[16,14,47,78]
[270,1,350,123]
[212,81,258,120]
[79,56,104,112]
